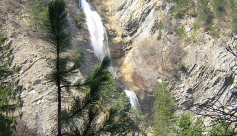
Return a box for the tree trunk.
[57,39,62,136]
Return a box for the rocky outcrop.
[101,0,237,116]
[172,35,236,115]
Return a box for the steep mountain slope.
[1,0,237,135]
[0,0,99,135]
[99,0,237,115]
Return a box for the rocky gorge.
[0,0,237,135]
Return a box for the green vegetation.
[157,21,164,30]
[28,0,48,31]
[197,0,214,31]
[0,33,7,45]
[174,113,205,136]
[180,63,185,69]
[208,117,235,136]
[152,81,176,135]
[14,66,22,73]
[210,23,220,38]
[0,34,23,136]
[171,0,194,19]
[151,81,237,136]
[71,45,83,63]
[61,58,134,135]
[166,0,237,37]
[170,0,196,19]
[189,11,198,18]
[74,18,82,29]
[43,1,79,135]
[176,25,186,37]
[212,0,225,17]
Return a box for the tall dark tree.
[43,0,72,135]
[0,35,23,136]
[43,0,133,135]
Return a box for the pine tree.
[152,81,176,135]
[61,58,134,136]
[43,0,72,135]
[43,0,133,135]
[0,35,23,136]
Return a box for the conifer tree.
[43,0,72,135]
[61,58,134,136]
[152,81,176,135]
[43,0,133,135]
[0,35,23,136]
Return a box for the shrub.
[209,117,234,136]
[180,63,186,70]
[212,0,225,17]
[15,66,22,73]
[174,113,205,136]
[158,21,163,30]
[0,33,7,45]
[193,22,201,32]
[189,11,198,17]
[172,0,194,19]
[197,0,214,30]
[210,24,220,38]
[232,21,237,35]
[176,25,186,37]
[74,18,82,28]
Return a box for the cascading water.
[80,0,140,111]
[124,89,141,112]
[80,0,110,61]
[81,0,116,78]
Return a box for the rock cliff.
[100,0,237,116]
[0,0,99,135]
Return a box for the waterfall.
[124,89,141,111]
[81,0,111,61]
[80,0,140,111]
[81,0,116,78]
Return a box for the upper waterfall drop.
[80,0,140,111]
[80,0,111,61]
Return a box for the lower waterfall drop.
[124,89,141,112]
[80,0,140,111]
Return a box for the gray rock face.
[102,0,237,117]
[0,0,100,135]
[172,36,236,116]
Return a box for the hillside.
[98,0,237,120]
[1,0,237,135]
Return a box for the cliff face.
[1,0,237,135]
[0,0,100,135]
[101,0,237,115]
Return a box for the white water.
[81,0,111,61]
[124,89,141,111]
[80,0,140,111]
